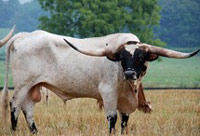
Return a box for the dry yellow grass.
[0,90,200,136]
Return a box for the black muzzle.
[124,69,137,80]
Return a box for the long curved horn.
[139,44,200,59]
[0,25,16,48]
[63,38,128,57]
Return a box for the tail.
[1,25,16,124]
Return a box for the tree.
[123,0,164,45]
[38,0,164,46]
[157,0,200,47]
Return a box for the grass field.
[0,89,199,136]
[143,56,200,87]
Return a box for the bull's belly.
[41,80,102,102]
[49,82,138,114]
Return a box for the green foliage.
[157,0,200,47]
[38,0,164,45]
[1,0,199,48]
[124,0,163,45]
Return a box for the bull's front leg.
[107,113,117,134]
[120,113,129,135]
[99,84,118,134]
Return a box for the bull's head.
[64,39,200,80]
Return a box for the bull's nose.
[124,70,137,80]
[124,70,135,76]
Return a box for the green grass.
[143,56,200,87]
[0,61,5,86]
[0,61,13,87]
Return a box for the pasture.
[143,55,200,88]
[0,89,199,136]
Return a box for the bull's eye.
[139,56,145,63]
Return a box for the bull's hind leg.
[21,98,38,134]
[21,84,41,134]
[10,99,20,131]
[10,84,41,133]
[120,113,129,135]
[10,86,30,131]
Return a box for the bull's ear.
[106,53,122,61]
[145,53,158,61]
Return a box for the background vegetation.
[158,0,200,47]
[0,0,45,32]
[1,0,200,47]
[38,0,163,46]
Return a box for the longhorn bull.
[1,26,199,134]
